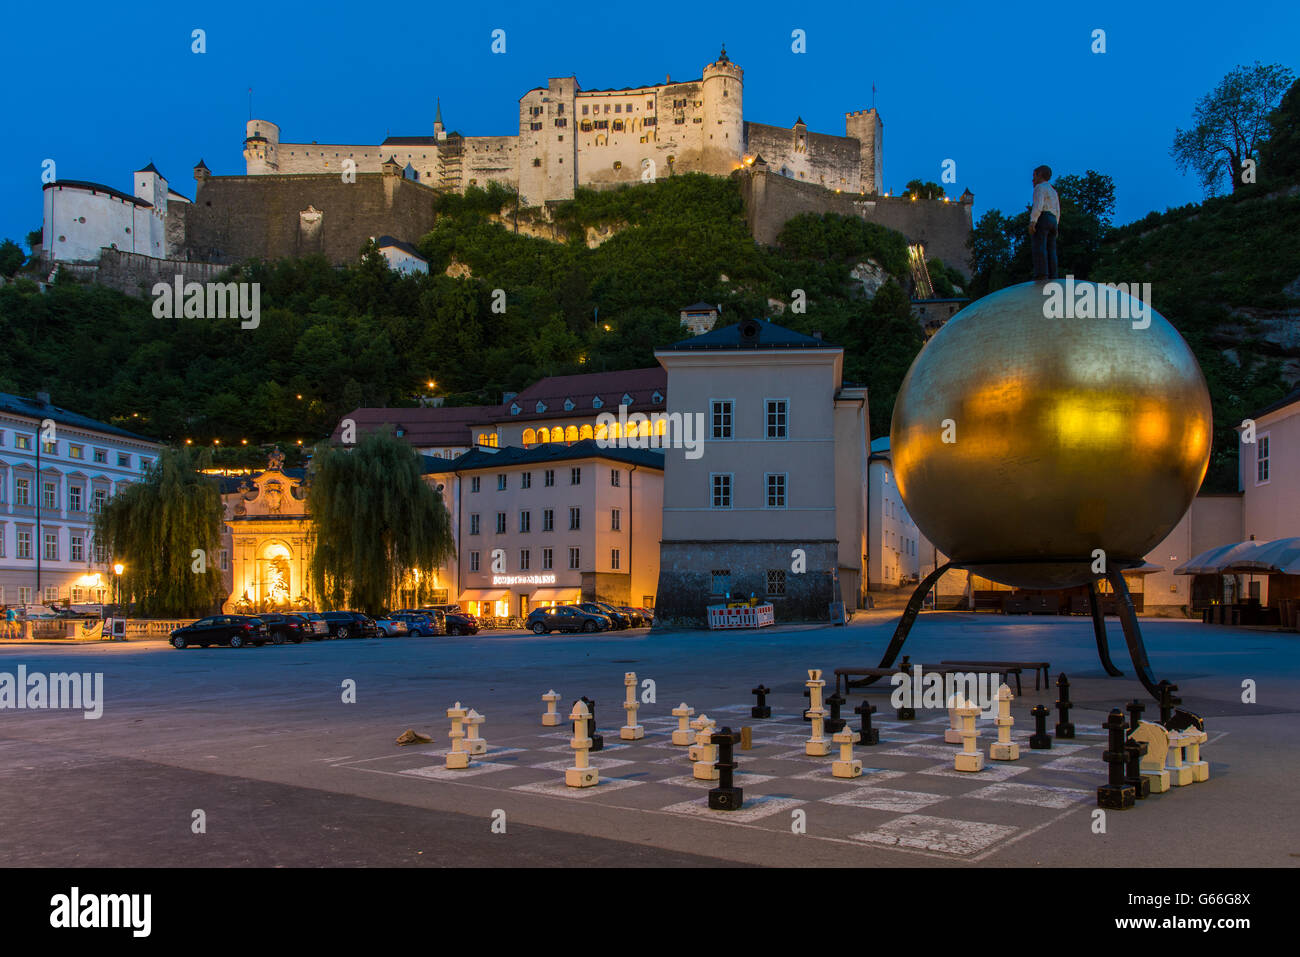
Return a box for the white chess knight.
[565,700,599,788]
[989,683,1020,761]
[671,703,695,746]
[621,672,644,740]
[445,702,471,770]
[690,715,719,780]
[1131,720,1170,793]
[954,698,984,772]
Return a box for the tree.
[92,447,227,617]
[1171,62,1295,196]
[307,430,455,613]
[0,239,24,277]
[904,180,945,200]
[1258,77,1300,187]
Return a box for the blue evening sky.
[3,0,1296,247]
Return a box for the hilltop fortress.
[243,47,884,203]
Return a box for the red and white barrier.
[707,604,775,629]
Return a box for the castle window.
[647,100,653,109]
[612,120,624,132]
[644,117,656,127]
[626,103,632,111]
[614,104,621,113]
[557,104,564,115]
[613,161,622,170]
[532,158,541,167]
[554,118,567,127]
[581,121,592,132]
[582,105,589,115]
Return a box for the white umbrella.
[1232,537,1300,575]
[1173,540,1271,575]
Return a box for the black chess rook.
[708,727,744,811]
[751,684,772,719]
[1097,708,1136,810]
[1055,673,1075,739]
[854,699,879,746]
[1125,726,1151,799]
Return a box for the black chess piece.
[575,697,602,752]
[854,699,879,746]
[1055,673,1075,739]
[1124,729,1151,800]
[751,684,771,719]
[1029,704,1053,749]
[708,727,744,810]
[1156,680,1180,728]
[897,656,916,720]
[1126,698,1145,732]
[1097,709,1136,809]
[825,692,847,734]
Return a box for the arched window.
[565,425,579,443]
[549,426,564,443]
[522,428,537,446]
[594,422,608,441]
[609,422,622,439]
[579,424,593,440]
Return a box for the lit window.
[522,428,537,446]
[579,424,593,440]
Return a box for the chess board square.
[823,788,950,812]
[881,743,962,758]
[918,762,1030,782]
[528,756,635,772]
[1038,756,1099,773]
[965,782,1092,808]
[657,771,776,788]
[788,767,907,784]
[511,778,643,799]
[400,763,514,781]
[659,794,805,823]
[849,814,1018,857]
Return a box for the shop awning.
[1174,540,1272,575]
[458,590,509,602]
[1225,537,1300,575]
[530,588,582,602]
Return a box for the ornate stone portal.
[221,449,313,613]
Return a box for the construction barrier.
[707,603,775,630]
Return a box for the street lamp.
[113,563,124,608]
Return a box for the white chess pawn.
[954,698,984,772]
[944,694,964,744]
[689,716,719,779]
[463,708,487,755]
[671,703,695,745]
[445,701,471,770]
[832,727,862,778]
[989,683,1020,761]
[542,690,562,727]
[621,672,644,740]
[565,700,599,788]
[1166,730,1194,787]
[1186,728,1209,783]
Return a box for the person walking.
[1029,165,1060,280]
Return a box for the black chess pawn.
[1097,709,1136,809]
[825,691,847,734]
[1126,698,1145,732]
[575,696,602,752]
[896,656,916,720]
[1029,703,1053,749]
[751,684,772,719]
[1156,680,1181,728]
[1055,673,1075,739]
[708,727,744,811]
[854,699,879,746]
[1124,729,1151,800]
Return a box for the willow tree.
[92,446,226,617]
[307,429,454,614]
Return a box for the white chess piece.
[565,700,599,788]
[805,670,829,756]
[671,703,695,745]
[989,683,1020,761]
[690,715,719,780]
[945,694,964,744]
[1166,729,1194,787]
[954,698,984,772]
[1131,720,1170,793]
[621,672,644,740]
[445,701,471,769]
[463,708,487,755]
[1186,727,1209,783]
[542,690,562,727]
[832,727,862,778]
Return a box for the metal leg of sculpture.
[859,562,952,685]
[1088,580,1125,677]
[1105,567,1163,701]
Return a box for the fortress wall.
[744,123,861,192]
[741,169,973,276]
[183,174,437,265]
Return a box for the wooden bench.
[833,665,909,696]
[940,659,1051,693]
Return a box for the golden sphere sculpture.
[891,280,1212,589]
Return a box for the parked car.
[526,605,610,635]
[170,615,270,649]
[254,612,311,644]
[617,606,647,627]
[442,612,479,636]
[394,611,442,636]
[374,615,410,637]
[296,612,331,638]
[578,601,631,630]
[426,603,478,629]
[319,611,379,639]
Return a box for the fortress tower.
[844,109,883,194]
[701,46,744,175]
[244,120,281,174]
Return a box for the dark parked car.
[578,602,630,630]
[617,606,647,627]
[296,612,331,639]
[442,612,478,636]
[526,606,610,635]
[394,611,443,636]
[255,613,311,644]
[170,615,270,649]
[319,611,379,639]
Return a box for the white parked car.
[374,616,410,637]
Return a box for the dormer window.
[622,393,634,406]
[395,427,406,437]
[564,398,575,412]
[592,397,603,409]
[652,390,664,403]
[510,403,521,415]
[535,401,547,413]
